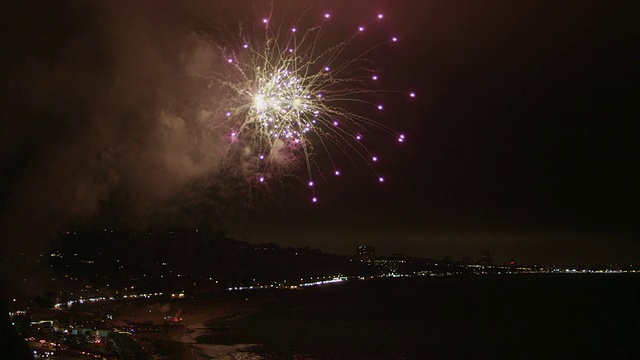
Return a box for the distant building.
[357,245,375,263]
[480,247,493,265]
[462,256,474,264]
[374,255,407,274]
[443,256,454,263]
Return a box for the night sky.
[1,0,639,265]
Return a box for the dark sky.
[1,0,639,265]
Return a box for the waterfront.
[8,271,640,359]
[198,274,640,359]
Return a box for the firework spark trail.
[204,9,415,202]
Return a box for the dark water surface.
[200,274,640,359]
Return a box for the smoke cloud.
[0,1,251,253]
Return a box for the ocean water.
[198,274,640,359]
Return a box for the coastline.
[110,295,262,359]
[184,275,640,359]
[176,320,260,360]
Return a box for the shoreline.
[110,295,262,359]
[175,320,260,360]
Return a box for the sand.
[110,295,262,359]
[178,321,260,360]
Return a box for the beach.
[178,321,260,359]
[110,293,262,359]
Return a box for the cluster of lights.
[211,10,416,203]
[227,276,347,291]
[299,277,345,287]
[53,292,164,309]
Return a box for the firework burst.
[206,9,414,202]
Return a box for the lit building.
[357,245,375,263]
[374,254,407,274]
